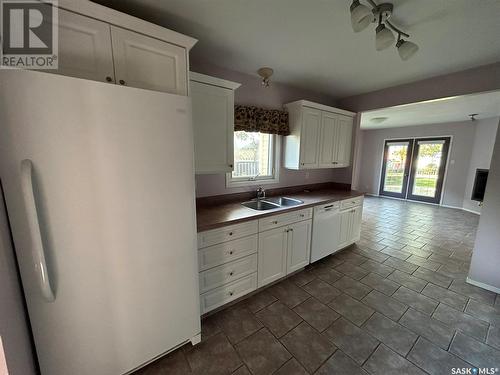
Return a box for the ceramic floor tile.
[449,280,497,305]
[361,290,408,321]
[421,283,469,311]
[235,328,291,375]
[323,318,379,365]
[334,262,370,280]
[358,260,395,278]
[255,301,303,338]
[293,297,340,332]
[413,268,453,288]
[406,255,441,271]
[280,322,336,373]
[288,269,316,287]
[243,290,278,314]
[432,303,489,341]
[360,273,399,296]
[362,313,418,356]
[383,256,419,274]
[135,349,191,375]
[450,332,500,368]
[315,349,368,375]
[486,325,500,350]
[329,293,375,326]
[186,333,242,375]
[232,366,251,375]
[333,276,373,300]
[214,306,263,344]
[302,278,341,304]
[363,345,426,375]
[268,281,310,308]
[387,270,428,292]
[392,286,438,315]
[407,337,470,375]
[273,358,308,375]
[399,308,455,349]
[465,300,500,327]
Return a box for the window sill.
[225,174,280,188]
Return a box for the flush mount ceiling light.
[370,116,388,124]
[469,113,478,121]
[257,67,274,87]
[349,0,419,61]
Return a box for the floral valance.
[234,105,290,136]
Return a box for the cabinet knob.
[229,250,234,255]
[301,163,305,166]
[273,220,278,224]
[228,232,233,236]
[229,271,234,276]
[229,291,234,296]
[290,228,294,232]
[105,76,113,83]
[229,164,233,168]
[300,214,305,218]
[119,79,126,85]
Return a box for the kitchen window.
[226,131,280,187]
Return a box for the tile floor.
[134,196,500,375]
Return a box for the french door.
[379,137,451,204]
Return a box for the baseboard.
[461,207,481,215]
[466,277,500,294]
[367,197,480,215]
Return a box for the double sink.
[242,196,304,211]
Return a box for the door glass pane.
[412,142,444,197]
[383,143,409,193]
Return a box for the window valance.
[234,105,290,136]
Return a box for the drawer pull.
[300,214,305,218]
[324,204,334,209]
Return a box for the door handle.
[21,160,55,302]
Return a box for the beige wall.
[468,118,500,291]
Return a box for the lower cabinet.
[338,205,362,249]
[258,219,312,288]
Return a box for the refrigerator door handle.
[21,159,55,302]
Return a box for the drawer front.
[199,254,258,293]
[340,196,364,210]
[200,272,257,314]
[259,208,313,232]
[198,220,258,248]
[198,234,258,271]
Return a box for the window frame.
[226,132,281,188]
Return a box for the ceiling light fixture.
[469,113,478,121]
[257,67,274,87]
[350,0,373,33]
[349,0,419,60]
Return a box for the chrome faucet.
[256,186,266,200]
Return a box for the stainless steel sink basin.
[264,197,304,207]
[242,197,304,211]
[242,200,280,211]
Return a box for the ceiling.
[93,0,500,99]
[360,90,500,129]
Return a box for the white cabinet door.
[299,107,321,168]
[286,220,312,274]
[111,26,187,95]
[335,115,353,167]
[190,81,234,173]
[319,111,338,168]
[350,206,363,243]
[54,9,115,83]
[258,227,287,287]
[338,210,352,250]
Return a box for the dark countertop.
[196,188,364,232]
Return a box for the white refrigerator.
[0,70,201,375]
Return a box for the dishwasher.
[311,201,341,263]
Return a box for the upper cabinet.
[283,101,356,170]
[49,1,197,95]
[190,72,241,174]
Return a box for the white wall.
[462,118,499,214]
[356,120,475,207]
[468,118,500,291]
[0,186,36,375]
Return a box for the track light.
[396,38,419,60]
[375,21,395,51]
[350,0,373,33]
